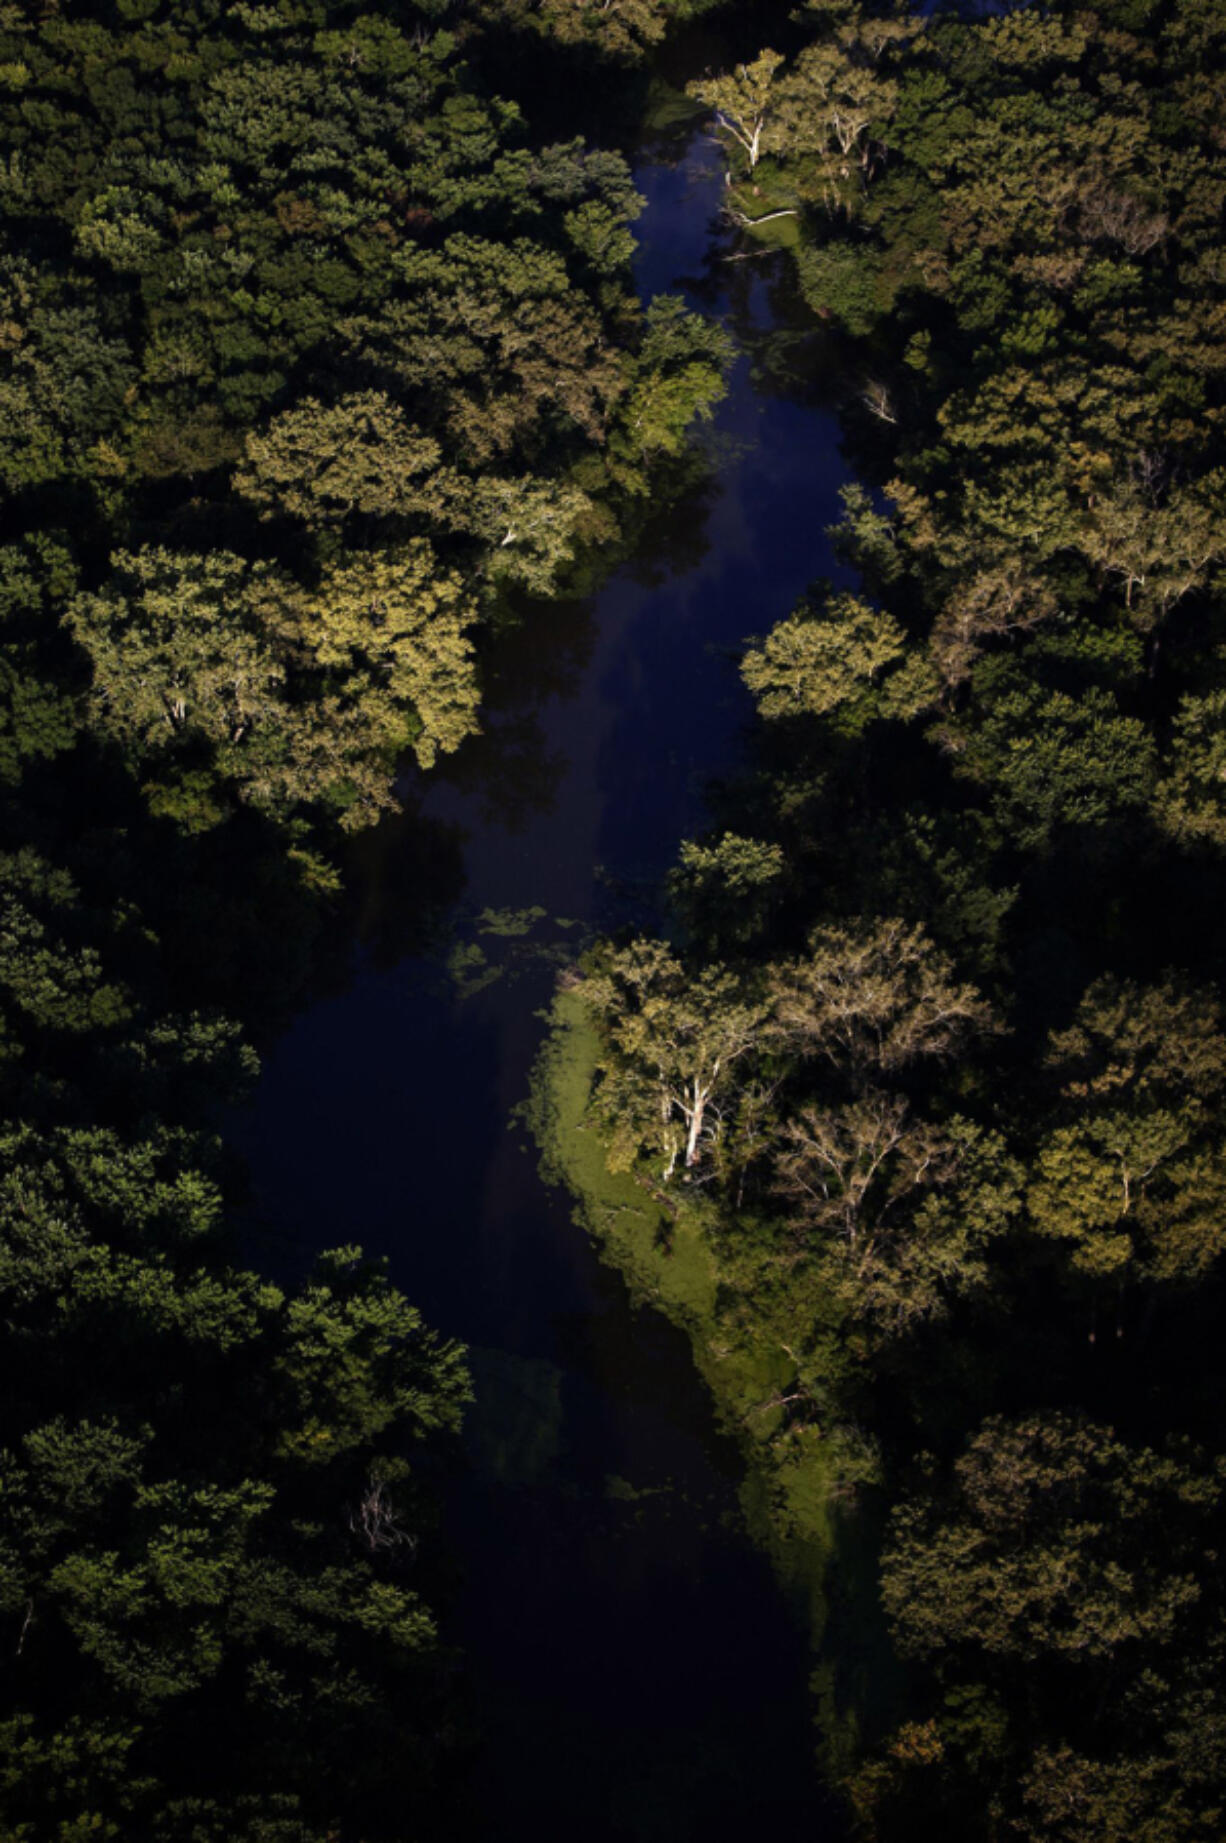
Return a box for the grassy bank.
[529,988,841,1640]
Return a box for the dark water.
[232,139,853,1841]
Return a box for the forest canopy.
[4,0,1226,1834]
[568,0,1226,1837]
[0,2,731,1836]
[0,0,727,833]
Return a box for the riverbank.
[531,988,838,1611]
[230,128,855,1837]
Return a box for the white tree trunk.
[685,1079,708,1167]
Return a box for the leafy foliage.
[0,0,725,835]
[574,0,1226,1833]
[0,844,470,1839]
[0,3,746,1834]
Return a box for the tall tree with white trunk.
[576,940,771,1180]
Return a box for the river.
[232,132,854,1841]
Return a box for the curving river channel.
[233,134,853,1841]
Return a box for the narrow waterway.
[233,136,854,1841]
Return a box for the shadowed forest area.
[573,1,1226,1837]
[0,0,1224,1839]
[0,3,731,1834]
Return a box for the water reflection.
[232,135,851,1841]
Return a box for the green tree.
[742,590,934,728]
[233,394,442,531]
[577,939,771,1178]
[667,833,786,952]
[1156,687,1226,849]
[882,1416,1218,1664]
[275,545,480,771]
[65,551,285,757]
[688,51,788,175]
[767,918,996,1082]
[1029,976,1226,1282]
[774,1099,1019,1331]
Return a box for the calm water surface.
[233,138,852,1842]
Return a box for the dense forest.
[0,1,728,1835]
[3,0,1226,1837]
[574,0,1226,1837]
